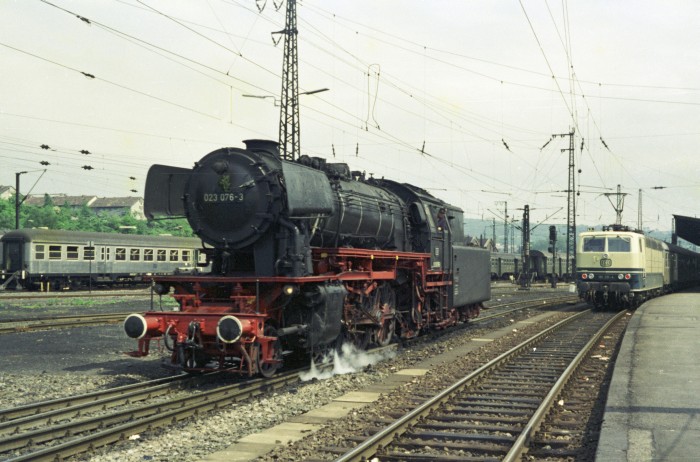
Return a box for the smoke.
[298,342,395,382]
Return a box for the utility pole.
[520,205,530,289]
[492,218,496,250]
[672,216,677,245]
[549,225,557,288]
[15,171,27,229]
[638,189,642,231]
[275,0,299,161]
[496,201,508,254]
[552,129,576,279]
[258,0,327,160]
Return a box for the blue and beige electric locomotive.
[576,224,700,309]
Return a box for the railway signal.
[549,225,557,288]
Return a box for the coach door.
[2,239,23,274]
[97,246,112,276]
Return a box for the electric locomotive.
[576,224,700,309]
[124,140,491,376]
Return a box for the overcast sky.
[1,0,699,233]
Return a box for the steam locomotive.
[125,140,490,376]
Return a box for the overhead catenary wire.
[0,1,696,224]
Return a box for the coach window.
[170,249,179,262]
[67,246,79,260]
[130,248,141,261]
[35,244,45,260]
[157,249,166,262]
[182,250,191,262]
[144,249,154,261]
[84,247,95,261]
[49,245,62,260]
[116,248,126,261]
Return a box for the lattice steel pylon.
[553,128,576,279]
[278,0,299,161]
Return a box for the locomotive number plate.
[203,193,244,203]
[600,258,612,267]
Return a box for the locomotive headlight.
[217,316,243,344]
[282,284,299,296]
[618,274,624,280]
[588,273,595,279]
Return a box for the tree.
[0,198,194,236]
[0,198,14,229]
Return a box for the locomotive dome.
[183,140,283,249]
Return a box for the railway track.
[0,292,579,336]
[0,312,133,334]
[0,359,341,462]
[314,309,626,461]
[0,294,580,461]
[0,290,150,300]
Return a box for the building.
[0,186,15,200]
[23,195,97,208]
[89,197,145,220]
[21,194,145,220]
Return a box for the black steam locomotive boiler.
[125,140,490,376]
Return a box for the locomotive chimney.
[243,139,280,158]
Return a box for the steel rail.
[503,310,627,461]
[333,310,594,462]
[0,374,192,435]
[2,294,579,460]
[0,312,132,334]
[1,360,340,461]
[0,291,150,301]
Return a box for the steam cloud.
[299,343,396,381]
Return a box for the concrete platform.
[597,288,700,461]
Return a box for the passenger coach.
[1,229,205,290]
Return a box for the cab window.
[607,236,631,252]
[582,237,605,252]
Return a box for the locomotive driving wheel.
[371,283,396,347]
[256,325,282,378]
[350,329,371,350]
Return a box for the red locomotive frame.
[127,247,480,376]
